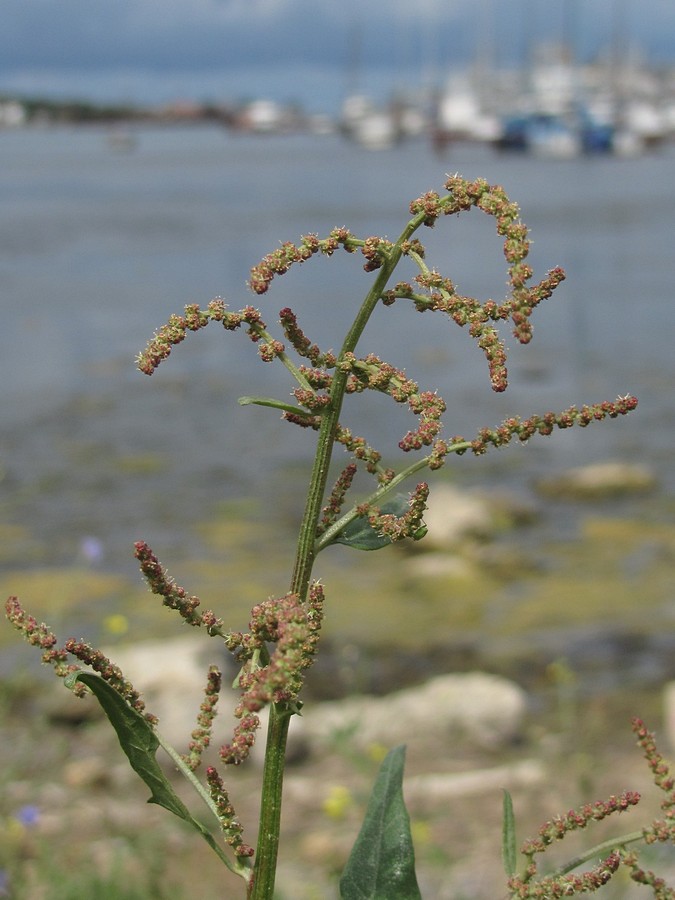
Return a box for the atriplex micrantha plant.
[8,174,672,899]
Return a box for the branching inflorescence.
[506,721,675,897]
[6,176,645,899]
[133,185,637,573]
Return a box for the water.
[1,125,674,684]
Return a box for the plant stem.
[249,212,427,899]
[157,733,253,880]
[549,829,646,878]
[315,438,473,553]
[247,703,293,899]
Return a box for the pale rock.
[404,758,544,803]
[301,672,527,753]
[62,756,112,789]
[403,552,476,580]
[422,485,495,549]
[536,460,657,499]
[99,636,306,767]
[100,635,230,748]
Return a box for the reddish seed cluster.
[219,712,261,767]
[134,541,225,633]
[408,189,443,226]
[405,178,568,389]
[219,584,324,766]
[632,718,675,845]
[257,338,286,362]
[182,665,222,772]
[400,238,426,259]
[298,365,334,390]
[248,227,357,295]
[279,307,336,366]
[404,390,446,445]
[361,235,393,271]
[4,596,81,685]
[466,396,639,455]
[317,463,358,534]
[206,766,255,858]
[4,596,155,710]
[510,719,675,896]
[334,425,383,476]
[136,300,266,375]
[384,275,512,393]
[292,387,332,411]
[633,718,675,792]
[343,353,417,401]
[521,791,641,857]
[5,595,59,652]
[337,353,447,454]
[282,410,322,430]
[508,851,622,898]
[621,849,675,895]
[366,483,430,543]
[64,638,155,722]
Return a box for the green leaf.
[339,745,422,900]
[331,496,409,551]
[65,671,236,872]
[502,789,518,876]
[238,395,311,417]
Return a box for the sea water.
[0,123,673,586]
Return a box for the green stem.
[157,732,253,881]
[248,321,314,391]
[248,211,429,899]
[247,703,293,899]
[548,829,646,879]
[315,439,473,553]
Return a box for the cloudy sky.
[1,0,673,112]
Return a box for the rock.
[44,685,105,727]
[99,635,232,748]
[55,639,525,768]
[420,484,538,554]
[96,636,307,766]
[536,461,657,500]
[422,485,496,549]
[403,552,476,580]
[301,672,527,753]
[62,756,112,789]
[404,758,545,803]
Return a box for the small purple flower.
[79,536,104,565]
[14,804,39,828]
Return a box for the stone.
[403,758,545,803]
[536,461,657,499]
[421,485,496,549]
[301,672,527,753]
[403,552,476,580]
[99,635,232,748]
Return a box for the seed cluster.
[509,721,675,896]
[220,583,324,765]
[134,541,225,634]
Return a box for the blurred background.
[1,1,675,897]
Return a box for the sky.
[1,0,674,114]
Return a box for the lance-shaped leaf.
[502,789,518,876]
[65,671,243,875]
[339,745,421,900]
[238,395,311,417]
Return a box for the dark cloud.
[1,0,673,106]
[1,0,347,71]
